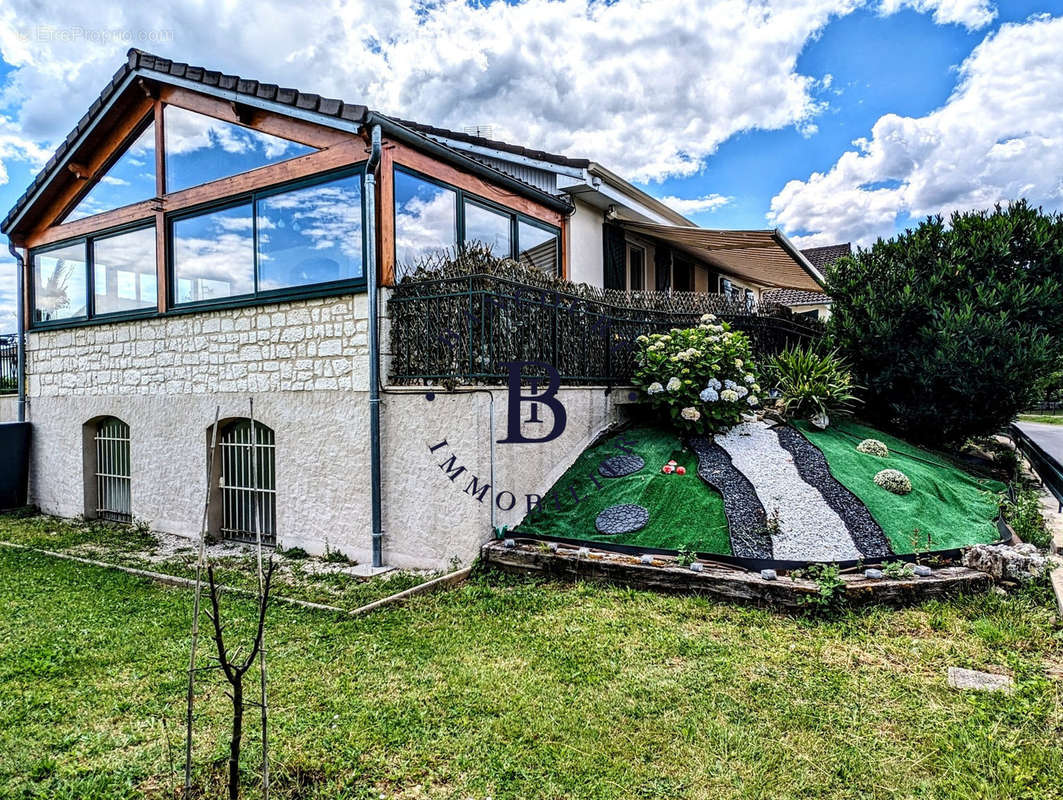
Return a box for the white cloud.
[878,0,996,30]
[0,0,981,193]
[657,194,733,216]
[768,14,1063,247]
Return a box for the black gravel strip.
[688,436,773,559]
[774,425,894,558]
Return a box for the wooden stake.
[248,398,270,800]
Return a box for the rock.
[962,543,1049,582]
[577,547,590,557]
[760,569,777,581]
[503,538,516,549]
[864,568,884,579]
[947,666,1014,693]
[810,412,830,429]
[914,564,932,577]
[547,542,559,552]
[595,504,650,535]
[689,562,704,572]
[598,454,645,478]
[640,554,655,565]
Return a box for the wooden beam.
[230,101,257,126]
[25,139,367,249]
[159,85,349,150]
[66,163,91,180]
[388,139,565,228]
[137,77,159,99]
[378,142,396,286]
[155,211,167,313]
[154,99,165,197]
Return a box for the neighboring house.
[762,243,851,320]
[1,50,825,569]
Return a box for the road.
[1016,421,1063,465]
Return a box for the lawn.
[1,541,1062,799]
[1018,413,1063,426]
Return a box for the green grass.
[795,419,1006,554]
[0,511,433,611]
[1,543,1062,799]
[512,425,731,554]
[1018,413,1063,425]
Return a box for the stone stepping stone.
[715,422,861,562]
[688,436,773,560]
[598,454,645,478]
[595,504,649,535]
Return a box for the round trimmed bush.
[856,438,889,457]
[874,468,912,495]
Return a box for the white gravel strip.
[715,422,862,561]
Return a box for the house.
[1,50,825,570]
[762,244,851,320]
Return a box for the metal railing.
[219,420,277,545]
[95,417,132,523]
[0,333,15,395]
[388,272,823,385]
[1010,422,1063,512]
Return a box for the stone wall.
[0,395,16,422]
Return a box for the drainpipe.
[7,241,26,423]
[364,125,385,567]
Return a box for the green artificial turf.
[512,425,732,554]
[794,419,1006,555]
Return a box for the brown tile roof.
[800,243,852,272]
[762,288,832,306]
[389,118,591,170]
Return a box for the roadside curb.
[0,541,471,618]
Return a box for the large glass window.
[172,169,363,307]
[463,200,511,256]
[33,242,88,322]
[93,226,157,315]
[394,169,457,276]
[520,220,559,274]
[256,173,363,291]
[172,203,255,304]
[164,105,316,193]
[65,122,156,223]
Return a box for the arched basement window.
[94,417,131,522]
[218,420,276,545]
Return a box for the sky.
[1,0,1062,333]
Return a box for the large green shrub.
[827,201,1063,445]
[765,345,858,421]
[633,314,761,434]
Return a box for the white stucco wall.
[567,197,604,286]
[22,293,628,570]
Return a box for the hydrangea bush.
[856,438,889,457]
[633,314,761,434]
[874,468,912,495]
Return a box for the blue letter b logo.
[496,361,567,444]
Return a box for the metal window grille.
[219,420,276,545]
[95,417,131,522]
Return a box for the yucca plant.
[766,345,859,420]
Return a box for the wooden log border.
[482,540,992,610]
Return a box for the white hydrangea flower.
[752,383,761,393]
[706,378,722,390]
[680,406,701,421]
[744,373,756,384]
[636,335,649,344]
[666,377,682,392]
[720,389,739,403]
[647,382,663,395]
[735,359,744,369]
[747,395,759,406]
[699,388,719,403]
[736,386,748,399]
[723,379,737,390]
[700,313,718,323]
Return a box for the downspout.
[365,124,385,567]
[7,241,26,423]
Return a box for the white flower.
[706,378,722,390]
[747,395,759,406]
[647,382,663,395]
[744,373,756,384]
[680,406,701,421]
[752,383,761,393]
[720,389,739,403]
[735,359,744,369]
[699,388,719,403]
[660,335,672,343]
[636,335,649,344]
[723,379,737,390]
[666,377,682,392]
[700,313,718,323]
[736,386,748,399]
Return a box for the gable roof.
[2,49,571,235]
[800,243,851,272]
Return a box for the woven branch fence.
[387,249,823,386]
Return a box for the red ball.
[676,466,686,475]
[667,460,677,466]
[662,465,674,474]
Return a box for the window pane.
[33,243,87,322]
[394,169,456,277]
[520,221,558,274]
[164,106,315,193]
[257,174,363,291]
[93,226,157,315]
[172,204,254,303]
[67,123,156,222]
[464,201,511,256]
